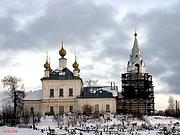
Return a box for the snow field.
[0,114,180,135]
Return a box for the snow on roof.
[92,86,118,97]
[83,86,118,98]
[100,86,118,97]
[24,90,42,100]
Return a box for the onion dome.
[44,52,50,69]
[59,43,66,57]
[72,60,79,69]
[44,60,50,69]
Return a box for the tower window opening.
[135,63,140,73]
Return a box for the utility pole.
[13,86,17,126]
[176,100,178,117]
[32,112,35,129]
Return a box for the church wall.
[42,79,82,99]
[24,100,42,115]
[77,98,116,113]
[41,99,78,115]
[39,79,82,115]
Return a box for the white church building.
[24,42,117,115]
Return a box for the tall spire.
[131,32,141,58]
[127,32,145,73]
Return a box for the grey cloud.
[0,0,118,52]
[81,64,94,71]
[0,55,20,67]
[1,0,180,95]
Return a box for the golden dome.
[44,61,50,69]
[72,60,79,69]
[59,46,66,57]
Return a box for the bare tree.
[168,96,175,110]
[86,80,98,87]
[1,75,23,125]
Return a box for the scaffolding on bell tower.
[116,32,155,115]
[120,72,154,115]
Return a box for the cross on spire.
[134,28,137,37]
[61,36,64,47]
[46,51,48,62]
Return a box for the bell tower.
[127,32,145,73]
[120,32,154,115]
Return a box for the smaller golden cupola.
[44,52,51,78]
[72,53,79,69]
[59,41,66,57]
[73,59,79,69]
[44,61,50,69]
[72,53,80,76]
[44,53,50,69]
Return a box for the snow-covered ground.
[0,114,180,135]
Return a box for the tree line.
[156,96,180,117]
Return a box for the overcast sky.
[0,0,180,110]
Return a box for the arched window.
[135,63,140,73]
